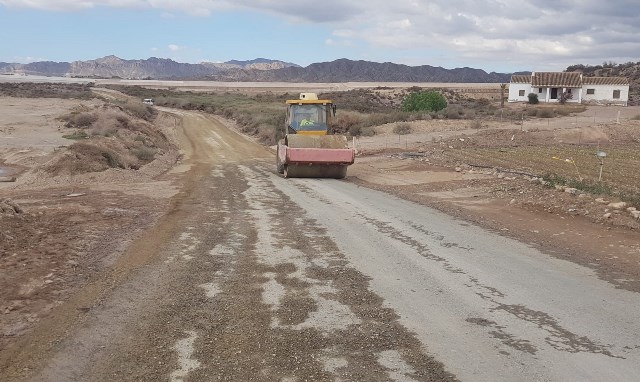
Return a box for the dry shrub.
[120,100,155,121]
[444,105,465,119]
[525,108,538,117]
[336,112,365,134]
[59,111,98,128]
[49,102,173,175]
[536,109,554,118]
[468,120,483,129]
[47,140,138,175]
[360,127,376,136]
[130,147,156,161]
[256,125,276,145]
[393,123,412,135]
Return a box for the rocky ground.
[0,91,639,380]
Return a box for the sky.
[0,0,639,73]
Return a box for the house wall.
[508,83,531,102]
[541,87,582,103]
[509,85,582,103]
[582,85,629,105]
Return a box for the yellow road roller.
[276,93,355,178]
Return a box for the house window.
[613,90,621,99]
[538,88,543,93]
[519,90,525,96]
[586,88,595,95]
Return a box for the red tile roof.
[532,72,582,87]
[511,72,629,87]
[510,75,530,84]
[583,76,629,85]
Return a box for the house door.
[550,88,558,99]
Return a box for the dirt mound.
[45,103,173,176]
[0,198,23,215]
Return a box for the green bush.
[401,91,447,112]
[528,93,539,104]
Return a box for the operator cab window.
[291,104,327,131]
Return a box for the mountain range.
[0,56,514,82]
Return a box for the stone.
[607,202,628,210]
[564,188,579,195]
[631,211,640,220]
[578,194,588,198]
[455,167,462,172]
[529,177,539,183]
[595,198,609,204]
[626,207,637,212]
[603,213,612,219]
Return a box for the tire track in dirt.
[3,109,456,381]
[0,110,260,380]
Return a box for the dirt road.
[2,109,639,381]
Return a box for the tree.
[559,91,573,104]
[500,83,507,108]
[401,91,447,112]
[527,93,539,104]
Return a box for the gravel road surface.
[3,109,638,381]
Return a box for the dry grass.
[444,144,640,195]
[0,82,95,99]
[48,102,171,175]
[393,123,412,135]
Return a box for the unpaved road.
[2,109,639,381]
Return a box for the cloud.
[168,44,182,52]
[2,0,640,70]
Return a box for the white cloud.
[2,0,640,70]
[11,55,48,63]
[168,44,182,52]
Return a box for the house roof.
[510,71,630,88]
[510,75,530,84]
[532,72,582,87]
[583,76,629,85]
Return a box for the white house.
[508,72,629,105]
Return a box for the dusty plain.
[1,81,639,381]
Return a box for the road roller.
[276,93,355,178]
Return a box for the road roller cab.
[276,93,355,179]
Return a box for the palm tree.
[500,83,507,108]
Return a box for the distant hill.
[566,61,639,104]
[566,61,639,92]
[204,58,511,83]
[0,56,513,82]
[219,58,300,70]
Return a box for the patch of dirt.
[0,92,182,353]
